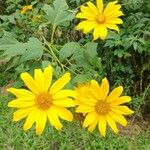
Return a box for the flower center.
[95,100,110,115]
[96,15,105,24]
[36,92,52,110]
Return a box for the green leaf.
[59,42,80,61]
[20,38,43,62]
[0,32,44,62]
[43,0,75,26]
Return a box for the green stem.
[50,25,56,45]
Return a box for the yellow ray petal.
[23,108,37,131]
[80,5,96,18]
[34,69,44,91]
[76,12,95,20]
[104,11,124,19]
[106,18,123,24]
[109,111,127,127]
[103,1,118,15]
[87,1,99,15]
[96,0,103,14]
[106,24,119,32]
[90,80,102,99]
[52,90,76,99]
[13,107,34,121]
[100,77,109,98]
[107,86,123,102]
[7,88,35,99]
[93,25,108,40]
[88,118,99,132]
[110,96,131,106]
[98,115,106,136]
[50,73,71,94]
[76,105,95,113]
[36,110,47,135]
[106,114,119,133]
[43,65,53,92]
[54,106,73,121]
[21,72,40,94]
[47,107,62,130]
[8,99,35,108]
[53,98,75,107]
[83,112,97,128]
[76,20,98,34]
[111,106,134,115]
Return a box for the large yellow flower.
[21,5,33,14]
[7,65,76,135]
[76,0,124,40]
[75,78,134,137]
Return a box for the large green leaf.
[43,0,75,26]
[0,32,44,62]
[59,42,80,61]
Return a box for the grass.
[0,95,150,150]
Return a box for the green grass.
[0,95,150,150]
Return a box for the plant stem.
[50,25,56,45]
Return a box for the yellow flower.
[75,77,134,137]
[7,65,76,135]
[76,0,124,40]
[21,5,33,14]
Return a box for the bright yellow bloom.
[75,77,134,137]
[76,0,124,40]
[21,5,33,14]
[7,65,76,135]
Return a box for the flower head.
[21,5,33,14]
[75,77,134,137]
[7,65,76,135]
[76,0,124,40]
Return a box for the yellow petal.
[76,20,98,34]
[54,106,73,121]
[93,25,108,40]
[13,107,33,121]
[34,69,44,91]
[98,115,106,136]
[90,80,102,99]
[36,110,47,135]
[96,0,103,14]
[53,98,75,107]
[43,65,53,91]
[87,1,99,15]
[7,88,35,99]
[76,12,95,20]
[107,86,123,102]
[106,18,123,24]
[80,5,96,18]
[100,77,109,98]
[109,111,127,127]
[23,108,37,131]
[106,24,119,32]
[47,107,62,130]
[52,90,76,99]
[50,73,71,94]
[88,118,99,132]
[76,105,95,113]
[21,72,40,94]
[111,106,134,115]
[110,96,131,106]
[83,112,97,128]
[103,1,118,15]
[106,114,119,133]
[104,10,124,19]
[8,99,35,108]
